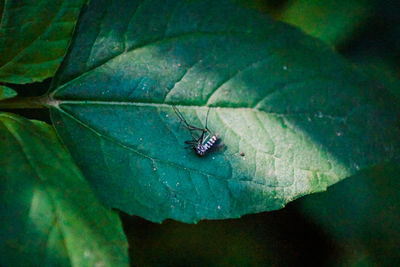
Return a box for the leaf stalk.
[0,95,49,109]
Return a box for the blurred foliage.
[235,0,288,18]
[341,1,400,99]
[0,113,129,266]
[297,163,400,265]
[0,85,17,100]
[279,0,375,46]
[122,207,335,266]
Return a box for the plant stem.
[0,95,49,109]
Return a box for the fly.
[173,106,221,157]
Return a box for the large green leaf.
[0,113,129,266]
[48,0,400,222]
[0,0,86,84]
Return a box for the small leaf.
[0,113,129,266]
[0,85,17,100]
[49,0,400,222]
[0,0,87,84]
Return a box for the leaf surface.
[0,113,129,266]
[0,85,17,100]
[49,0,400,222]
[0,0,86,83]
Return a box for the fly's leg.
[173,105,205,142]
[198,109,213,145]
[197,129,212,146]
[173,105,211,133]
[184,140,196,150]
[173,105,217,152]
[204,108,210,128]
[188,129,201,142]
[204,108,213,135]
[173,106,205,132]
[201,133,211,145]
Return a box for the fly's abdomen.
[204,134,218,150]
[196,134,219,156]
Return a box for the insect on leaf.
[49,0,400,223]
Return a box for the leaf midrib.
[50,100,350,122]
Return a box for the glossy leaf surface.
[0,113,129,266]
[49,0,400,222]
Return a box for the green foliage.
[48,0,400,222]
[280,0,374,46]
[297,163,400,265]
[0,0,86,84]
[0,85,17,100]
[342,4,400,99]
[351,54,400,99]
[0,113,129,266]
[1,0,400,264]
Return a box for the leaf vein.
[205,57,273,105]
[0,1,65,69]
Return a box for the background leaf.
[49,0,400,222]
[0,0,86,84]
[342,2,400,99]
[279,0,374,46]
[0,85,17,100]
[349,52,400,100]
[0,113,129,266]
[296,163,400,265]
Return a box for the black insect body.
[173,106,221,157]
